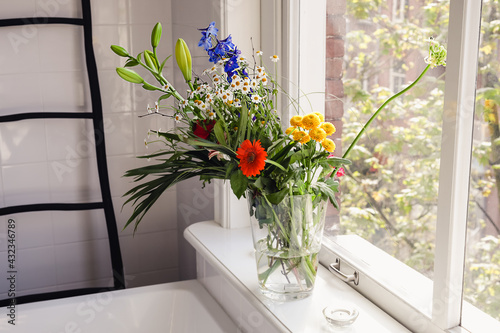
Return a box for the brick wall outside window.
[325,0,346,230]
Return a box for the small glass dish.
[323,306,359,327]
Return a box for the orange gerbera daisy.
[236,139,268,177]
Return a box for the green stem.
[262,194,290,244]
[342,64,431,160]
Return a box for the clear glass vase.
[248,193,327,301]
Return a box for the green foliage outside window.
[341,0,500,320]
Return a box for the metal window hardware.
[328,258,359,286]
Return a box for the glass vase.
[247,193,327,301]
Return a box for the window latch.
[328,258,359,286]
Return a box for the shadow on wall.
[177,179,215,280]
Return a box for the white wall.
[0,0,185,298]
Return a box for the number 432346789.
[7,219,16,269]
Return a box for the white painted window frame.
[214,0,494,332]
[321,0,487,332]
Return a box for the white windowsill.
[184,221,411,332]
[320,235,500,333]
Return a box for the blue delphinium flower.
[198,21,218,51]
[225,54,240,74]
[198,22,248,80]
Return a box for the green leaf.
[151,22,162,48]
[236,104,248,147]
[225,163,235,179]
[110,45,129,57]
[290,151,304,164]
[116,67,144,84]
[214,121,227,145]
[230,169,248,198]
[326,157,352,167]
[159,55,172,72]
[158,93,172,103]
[265,159,286,171]
[142,82,159,91]
[124,58,139,67]
[266,188,288,205]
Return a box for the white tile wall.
[2,163,51,206]
[0,26,40,75]
[35,0,82,18]
[0,120,47,164]
[0,1,37,19]
[0,72,44,114]
[38,25,85,72]
[0,0,213,296]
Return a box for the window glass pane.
[464,0,500,324]
[325,0,449,285]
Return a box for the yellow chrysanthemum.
[314,112,325,122]
[290,115,303,127]
[320,122,336,136]
[285,126,296,135]
[485,99,494,110]
[292,130,307,142]
[309,128,327,142]
[322,138,336,152]
[301,113,321,130]
[300,134,311,144]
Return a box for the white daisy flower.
[199,103,208,111]
[256,66,266,75]
[179,100,188,109]
[237,56,247,65]
[256,51,263,56]
[174,114,183,123]
[221,91,233,103]
[250,80,258,88]
[153,102,159,113]
[258,75,269,86]
[205,93,213,103]
[270,55,279,62]
[242,85,251,94]
[212,75,222,85]
[203,66,218,75]
[207,111,216,120]
[251,94,261,103]
[147,104,152,114]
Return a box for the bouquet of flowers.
[111,22,349,230]
[111,22,446,299]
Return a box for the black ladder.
[0,0,125,306]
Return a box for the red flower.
[193,120,216,139]
[336,167,345,178]
[236,140,267,177]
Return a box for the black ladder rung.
[0,202,105,216]
[0,112,94,123]
[0,17,83,27]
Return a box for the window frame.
[215,0,495,332]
